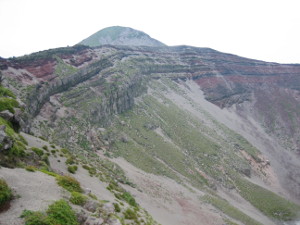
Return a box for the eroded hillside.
[1,43,300,225]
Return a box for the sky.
[0,0,300,63]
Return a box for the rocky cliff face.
[1,42,300,225]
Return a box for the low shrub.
[56,175,82,193]
[68,165,78,174]
[31,147,44,157]
[21,210,50,225]
[117,192,137,207]
[70,192,87,205]
[113,202,121,212]
[0,179,13,207]
[65,157,76,165]
[9,141,26,157]
[123,208,137,220]
[47,200,78,225]
[60,148,70,154]
[22,200,78,225]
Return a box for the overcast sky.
[0,0,299,63]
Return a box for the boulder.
[84,216,104,225]
[106,217,122,225]
[102,203,115,214]
[83,199,100,213]
[0,125,13,152]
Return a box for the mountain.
[79,26,166,47]
[1,28,300,225]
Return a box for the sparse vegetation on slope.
[22,199,78,225]
[202,194,263,225]
[236,178,300,221]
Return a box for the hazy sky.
[1,0,299,63]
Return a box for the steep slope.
[1,39,300,225]
[79,26,166,47]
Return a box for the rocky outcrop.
[0,125,13,152]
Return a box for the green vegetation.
[0,86,16,98]
[0,179,13,207]
[67,165,78,174]
[116,192,137,207]
[0,97,19,113]
[9,141,26,157]
[123,208,138,220]
[56,175,82,193]
[113,202,121,212]
[82,164,96,176]
[236,178,300,221]
[22,199,78,225]
[31,147,44,157]
[25,165,36,172]
[70,192,87,205]
[202,195,263,225]
[54,56,78,78]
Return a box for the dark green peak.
[79,26,166,47]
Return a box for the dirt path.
[0,168,63,225]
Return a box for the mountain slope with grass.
[1,27,300,225]
[79,26,166,47]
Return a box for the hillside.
[79,26,166,47]
[0,28,300,225]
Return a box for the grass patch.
[0,86,16,98]
[31,147,44,157]
[68,165,78,174]
[22,199,79,225]
[202,195,262,225]
[70,192,87,206]
[115,192,137,207]
[123,208,138,220]
[56,175,82,193]
[25,165,36,172]
[0,179,13,207]
[0,97,19,113]
[236,178,300,221]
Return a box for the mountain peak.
[79,26,166,47]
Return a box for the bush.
[21,210,50,225]
[113,202,121,212]
[56,175,82,193]
[47,200,78,225]
[68,165,78,174]
[66,157,76,165]
[9,141,26,157]
[70,192,87,205]
[0,179,13,207]
[123,208,137,220]
[31,147,44,157]
[60,148,70,154]
[120,192,137,207]
[22,200,78,225]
